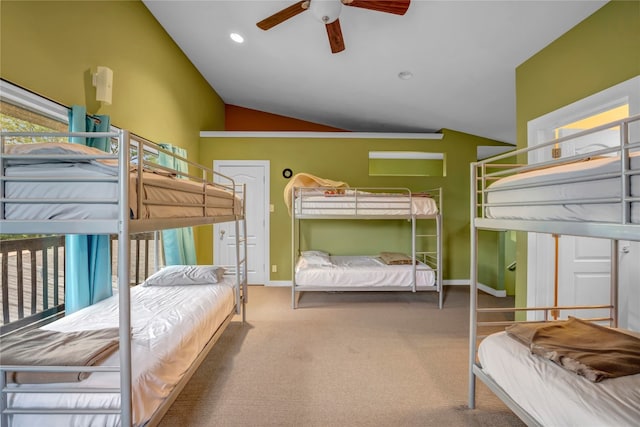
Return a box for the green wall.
[200,130,509,282]
[1,0,512,285]
[1,0,225,261]
[514,0,640,307]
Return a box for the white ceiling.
[143,0,607,144]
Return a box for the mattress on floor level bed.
[295,255,435,288]
[294,193,438,216]
[485,153,640,222]
[477,331,640,426]
[5,278,236,427]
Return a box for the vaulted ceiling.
[143,0,607,144]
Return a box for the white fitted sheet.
[295,255,435,288]
[478,331,640,427]
[294,194,438,217]
[485,153,640,222]
[6,279,236,427]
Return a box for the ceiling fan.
[256,0,411,54]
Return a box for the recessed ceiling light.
[398,71,413,80]
[230,33,244,43]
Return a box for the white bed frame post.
[0,364,6,427]
[118,130,133,426]
[437,213,443,309]
[411,214,417,293]
[468,162,478,409]
[234,183,248,322]
[611,240,619,328]
[291,186,297,309]
[0,135,5,427]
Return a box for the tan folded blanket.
[0,328,120,384]
[283,172,349,214]
[379,252,414,265]
[506,317,640,382]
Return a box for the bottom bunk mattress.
[295,255,435,289]
[477,331,640,426]
[4,278,236,427]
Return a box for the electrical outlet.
[271,265,277,273]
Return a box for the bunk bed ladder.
[235,183,248,323]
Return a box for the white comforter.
[295,255,435,288]
[6,281,235,427]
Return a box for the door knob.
[219,229,226,240]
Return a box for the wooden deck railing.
[0,233,158,334]
[0,236,65,334]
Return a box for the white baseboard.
[443,279,506,297]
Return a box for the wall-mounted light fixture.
[92,66,113,105]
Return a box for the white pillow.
[300,251,332,266]
[141,265,225,287]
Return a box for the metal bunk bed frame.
[0,130,248,426]
[291,186,443,309]
[468,114,640,426]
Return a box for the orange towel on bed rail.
[283,173,349,215]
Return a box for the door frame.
[213,160,270,285]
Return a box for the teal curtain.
[159,143,197,265]
[65,106,112,314]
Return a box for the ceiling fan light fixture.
[309,0,343,24]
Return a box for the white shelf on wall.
[200,131,444,140]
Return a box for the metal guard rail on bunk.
[290,186,443,309]
[467,114,640,412]
[0,131,244,235]
[472,113,640,240]
[293,186,441,219]
[0,130,248,426]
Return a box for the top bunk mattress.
[294,191,438,217]
[483,153,640,223]
[2,143,242,221]
[4,278,236,427]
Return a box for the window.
[1,81,69,144]
[1,79,158,162]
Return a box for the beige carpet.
[158,286,525,427]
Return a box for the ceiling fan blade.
[325,19,345,54]
[343,0,410,15]
[257,1,308,30]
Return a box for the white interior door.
[214,161,269,285]
[619,241,640,330]
[527,128,616,320]
[557,235,611,319]
[526,76,640,324]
